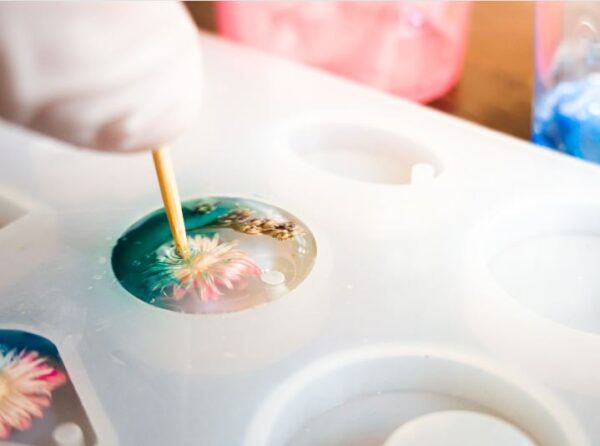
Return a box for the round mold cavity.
[244,345,588,446]
[112,197,316,314]
[462,197,600,394]
[286,121,442,185]
[104,199,331,374]
[268,115,457,242]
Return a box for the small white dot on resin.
[384,411,534,446]
[52,422,84,446]
[410,162,435,185]
[261,270,286,286]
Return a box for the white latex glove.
[0,2,202,152]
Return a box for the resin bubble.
[112,197,317,314]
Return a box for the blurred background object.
[187,1,534,140]
[215,2,471,103]
[533,2,600,162]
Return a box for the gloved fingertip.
[94,115,157,152]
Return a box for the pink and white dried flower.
[153,234,262,302]
[0,349,66,439]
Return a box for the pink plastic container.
[216,2,471,103]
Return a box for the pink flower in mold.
[0,349,67,439]
[153,234,262,302]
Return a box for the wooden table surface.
[187,1,535,141]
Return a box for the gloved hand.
[0,2,202,152]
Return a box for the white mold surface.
[0,33,599,444]
[268,113,460,242]
[287,121,441,185]
[244,346,587,446]
[463,198,600,395]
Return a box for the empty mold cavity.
[112,197,316,314]
[245,346,587,446]
[287,122,441,185]
[462,198,600,394]
[0,193,27,228]
[491,234,600,334]
[478,200,600,334]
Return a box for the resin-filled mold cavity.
[288,122,441,185]
[0,330,97,445]
[244,346,588,446]
[112,197,316,314]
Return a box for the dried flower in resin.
[233,218,299,240]
[0,349,66,439]
[214,207,254,225]
[150,234,262,302]
[211,206,301,240]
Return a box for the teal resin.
[0,330,97,444]
[112,197,316,314]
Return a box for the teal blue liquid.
[112,198,236,307]
[111,197,316,313]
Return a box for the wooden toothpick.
[152,146,190,259]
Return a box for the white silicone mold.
[462,196,600,395]
[1,34,600,445]
[245,345,588,446]
[286,119,442,185]
[266,112,463,242]
[105,202,333,374]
